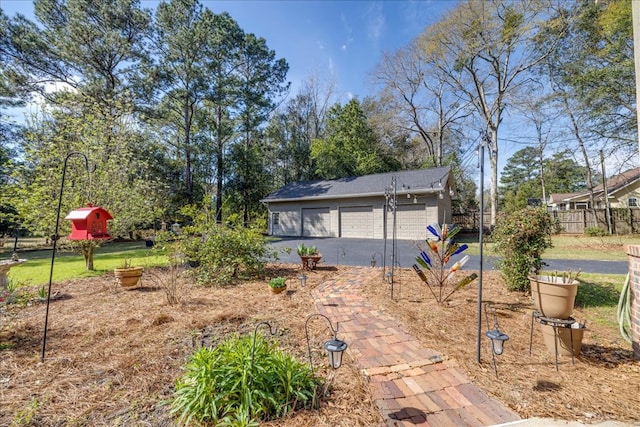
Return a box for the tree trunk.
[81,241,96,271]
[215,107,224,224]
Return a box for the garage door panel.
[302,208,331,237]
[340,206,373,238]
[386,204,426,240]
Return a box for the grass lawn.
[458,234,640,261]
[4,241,168,288]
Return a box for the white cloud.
[366,2,385,41]
[340,11,353,52]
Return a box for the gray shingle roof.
[262,167,452,202]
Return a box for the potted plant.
[269,277,287,294]
[529,270,580,319]
[540,320,587,357]
[296,244,322,270]
[114,259,144,289]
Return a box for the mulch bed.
[0,263,638,425]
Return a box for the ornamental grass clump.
[170,334,317,426]
[492,207,558,292]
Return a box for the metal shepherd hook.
[41,152,91,361]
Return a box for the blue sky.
[200,1,458,101]
[1,0,458,102]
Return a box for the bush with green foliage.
[155,205,276,286]
[584,226,608,237]
[492,207,557,292]
[170,334,317,426]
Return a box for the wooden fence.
[453,208,640,235]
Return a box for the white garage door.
[340,206,373,238]
[302,207,331,237]
[387,204,427,240]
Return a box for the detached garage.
[261,167,455,240]
[340,206,374,238]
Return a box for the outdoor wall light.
[305,313,348,372]
[298,273,307,287]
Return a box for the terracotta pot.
[114,267,143,289]
[270,286,286,294]
[529,275,578,319]
[540,323,585,357]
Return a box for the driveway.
[268,237,628,275]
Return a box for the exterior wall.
[610,180,640,208]
[625,245,640,360]
[267,193,445,239]
[269,203,301,236]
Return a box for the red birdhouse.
[64,203,113,240]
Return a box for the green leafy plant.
[170,334,317,426]
[268,277,286,289]
[492,207,557,292]
[584,226,608,237]
[296,244,318,256]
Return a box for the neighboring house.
[549,167,640,210]
[261,167,455,240]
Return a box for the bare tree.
[371,40,470,168]
[419,0,560,225]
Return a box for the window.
[575,203,588,210]
[272,212,280,226]
[629,198,638,208]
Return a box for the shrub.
[170,334,317,425]
[584,226,608,237]
[155,214,276,286]
[492,207,557,292]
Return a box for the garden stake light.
[250,321,278,386]
[305,313,348,371]
[248,321,278,421]
[298,273,307,287]
[42,151,94,362]
[484,303,509,377]
[304,313,348,409]
[370,252,382,267]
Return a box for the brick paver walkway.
[312,267,521,427]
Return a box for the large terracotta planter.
[540,323,585,357]
[114,267,143,289]
[529,275,578,319]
